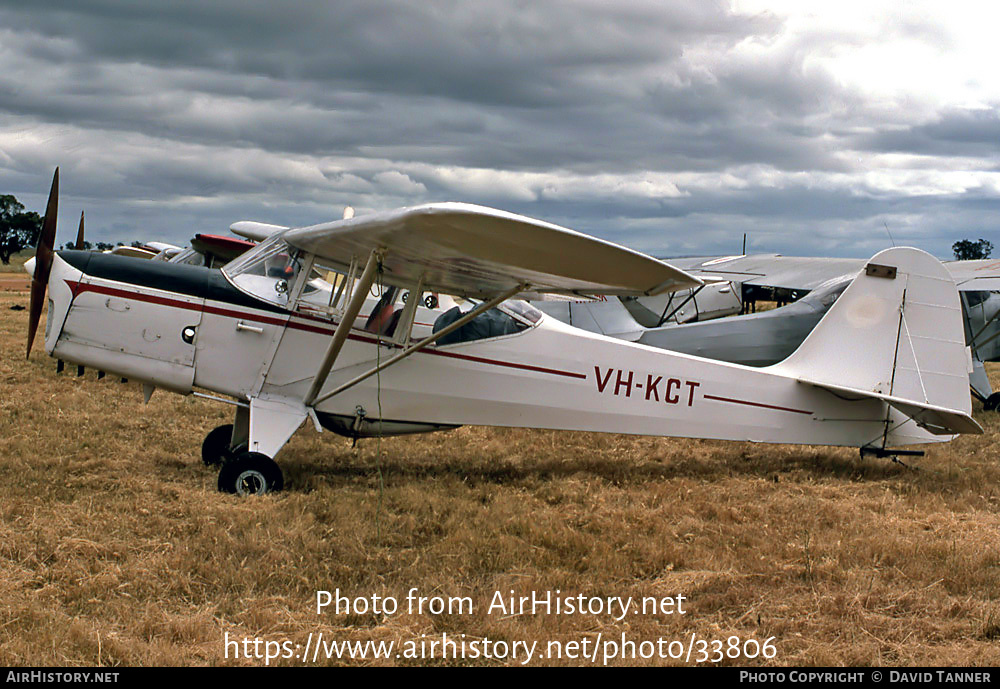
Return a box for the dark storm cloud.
[0,0,780,169]
[0,1,995,259]
[0,1,748,102]
[859,108,1000,158]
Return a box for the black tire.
[202,424,235,466]
[985,392,1000,412]
[218,452,284,496]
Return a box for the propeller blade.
[75,210,84,250]
[26,167,58,358]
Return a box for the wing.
[281,203,701,298]
[230,221,289,241]
[670,254,1000,294]
[106,245,158,259]
[944,259,1000,292]
[190,233,257,263]
[667,254,866,291]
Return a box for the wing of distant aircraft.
[658,252,1000,405]
[106,245,159,259]
[182,233,257,268]
[943,259,1000,292]
[230,221,288,242]
[666,254,866,292]
[669,253,1000,296]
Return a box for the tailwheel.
[218,452,284,496]
[202,424,235,466]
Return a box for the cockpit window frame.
[221,234,304,308]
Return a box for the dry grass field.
[1,265,999,666]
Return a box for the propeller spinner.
[26,168,59,358]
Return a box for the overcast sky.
[0,0,997,258]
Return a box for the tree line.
[951,238,994,261]
[0,195,40,264]
[0,193,146,264]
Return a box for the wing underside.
[281,203,701,298]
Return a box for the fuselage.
[40,249,946,450]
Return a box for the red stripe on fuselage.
[66,279,586,380]
[703,393,812,415]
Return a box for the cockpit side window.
[432,299,542,345]
[816,281,849,308]
[964,290,989,308]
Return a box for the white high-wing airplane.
[26,170,982,496]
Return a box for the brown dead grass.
[1,283,999,667]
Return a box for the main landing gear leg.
[214,396,305,496]
[203,406,287,496]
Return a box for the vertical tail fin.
[771,247,980,436]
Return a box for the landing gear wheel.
[985,392,1000,412]
[202,424,235,466]
[218,452,284,496]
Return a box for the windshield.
[800,276,851,309]
[167,247,206,267]
[222,234,303,307]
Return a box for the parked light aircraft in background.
[535,253,1000,407]
[26,170,982,496]
[670,254,1000,406]
[533,273,852,363]
[164,233,258,268]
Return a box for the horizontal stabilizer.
[796,379,982,435]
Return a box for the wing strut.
[658,284,705,326]
[303,249,382,407]
[970,307,1000,355]
[310,283,526,406]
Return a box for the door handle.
[236,321,264,334]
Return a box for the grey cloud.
[859,108,1000,157]
[0,1,840,176]
[0,1,995,263]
